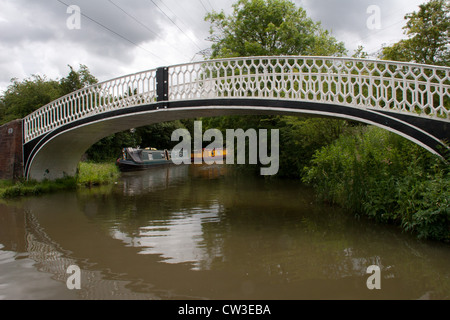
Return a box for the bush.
[303,126,450,242]
[396,167,449,241]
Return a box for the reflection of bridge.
[5,56,450,180]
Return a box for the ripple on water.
[0,244,78,300]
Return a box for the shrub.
[303,126,450,242]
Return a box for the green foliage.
[303,126,450,242]
[0,163,121,199]
[202,115,346,178]
[85,131,141,162]
[202,114,280,175]
[0,75,61,124]
[85,121,188,162]
[0,178,77,199]
[202,0,348,177]
[59,64,98,95]
[277,116,347,178]
[381,0,450,66]
[77,162,120,187]
[136,121,187,150]
[396,165,449,241]
[0,65,98,125]
[353,46,369,59]
[205,0,347,58]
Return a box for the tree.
[205,0,346,58]
[203,0,348,177]
[86,130,141,162]
[0,65,98,125]
[352,45,369,59]
[0,75,61,124]
[59,64,98,95]
[137,121,187,150]
[381,0,450,66]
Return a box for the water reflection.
[104,165,228,270]
[0,165,449,300]
[111,204,222,270]
[120,165,190,196]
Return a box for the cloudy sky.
[0,0,426,93]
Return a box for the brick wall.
[0,120,24,180]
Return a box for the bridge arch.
[22,56,449,181]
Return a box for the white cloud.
[298,0,425,55]
[0,0,427,93]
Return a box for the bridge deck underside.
[23,99,449,181]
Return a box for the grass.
[0,177,77,199]
[0,162,120,199]
[76,162,120,187]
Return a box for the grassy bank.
[0,177,77,198]
[0,162,120,199]
[303,126,450,242]
[77,162,120,187]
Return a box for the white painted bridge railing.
[23,56,450,143]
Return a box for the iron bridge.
[22,56,450,181]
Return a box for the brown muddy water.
[0,164,449,300]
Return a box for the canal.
[0,164,449,300]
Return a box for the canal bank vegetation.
[0,177,77,199]
[0,162,120,199]
[303,127,449,242]
[76,162,120,187]
[298,0,449,242]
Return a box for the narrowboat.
[117,147,227,172]
[191,148,227,163]
[117,148,174,171]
